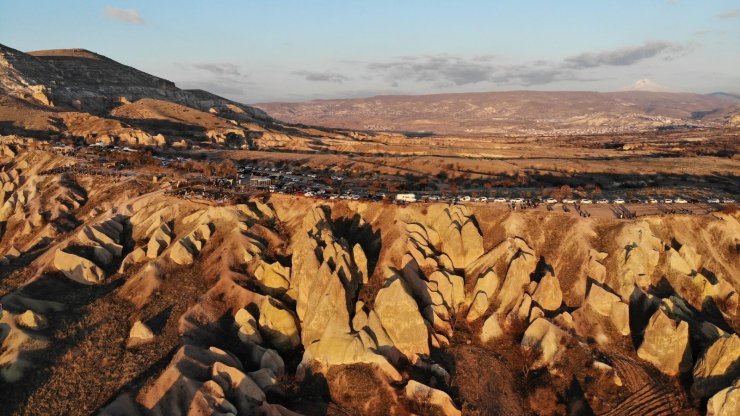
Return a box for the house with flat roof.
[246,176,272,188]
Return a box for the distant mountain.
[624,78,670,93]
[255,90,740,135]
[708,92,740,102]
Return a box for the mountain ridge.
[256,89,740,135]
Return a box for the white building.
[395,193,417,203]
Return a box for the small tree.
[554,185,573,200]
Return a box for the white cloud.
[104,6,144,25]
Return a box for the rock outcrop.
[706,377,740,416]
[692,334,740,400]
[522,318,567,369]
[404,380,462,416]
[53,249,106,284]
[128,321,155,347]
[637,308,692,376]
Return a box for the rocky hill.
[0,43,376,151]
[0,143,738,415]
[255,90,740,135]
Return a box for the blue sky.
[1,1,739,102]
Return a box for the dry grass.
[325,364,401,416]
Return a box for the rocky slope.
[255,91,740,135]
[1,145,738,415]
[0,43,379,152]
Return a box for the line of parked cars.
[459,196,734,205]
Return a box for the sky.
[1,1,739,103]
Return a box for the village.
[12,138,728,220]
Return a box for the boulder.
[169,239,196,265]
[374,277,430,359]
[637,308,692,376]
[615,224,661,298]
[431,206,483,269]
[571,284,631,343]
[299,323,402,382]
[692,334,740,400]
[15,310,47,330]
[679,244,702,272]
[529,306,545,323]
[532,273,563,312]
[53,249,106,284]
[119,247,146,273]
[428,270,465,312]
[353,243,369,284]
[128,321,155,346]
[248,368,281,396]
[706,377,740,416]
[404,380,461,416]
[258,298,301,351]
[496,250,536,316]
[522,318,567,369]
[248,345,285,377]
[480,314,503,343]
[668,248,694,276]
[255,262,291,292]
[146,225,172,259]
[466,269,499,322]
[587,250,608,284]
[235,309,263,345]
[211,362,265,413]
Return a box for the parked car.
[675,198,688,204]
[474,196,488,202]
[722,198,736,203]
[580,199,593,204]
[545,198,558,204]
[511,197,524,203]
[707,198,720,203]
[428,195,440,201]
[648,198,659,204]
[562,198,576,204]
[493,197,507,203]
[663,199,673,204]
[596,198,609,204]
[613,198,625,204]
[459,196,471,202]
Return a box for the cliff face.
[1,146,738,415]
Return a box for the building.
[248,176,272,188]
[395,193,417,203]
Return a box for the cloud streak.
[191,63,243,77]
[564,41,684,68]
[292,70,350,83]
[718,9,740,19]
[360,41,688,87]
[104,6,144,25]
